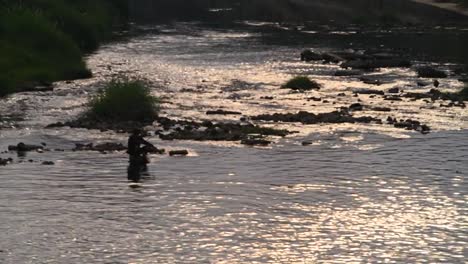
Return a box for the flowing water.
[0,23,467,263]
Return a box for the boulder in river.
[352,88,385,95]
[322,52,344,63]
[387,87,400,94]
[349,103,364,111]
[300,49,323,61]
[417,66,447,78]
[393,119,431,134]
[241,138,271,146]
[206,109,242,115]
[169,150,189,156]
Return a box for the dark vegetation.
[282,76,320,91]
[0,0,128,96]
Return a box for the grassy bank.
[0,0,128,97]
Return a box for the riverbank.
[0,0,128,97]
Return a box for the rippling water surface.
[0,23,467,263]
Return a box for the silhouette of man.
[127,129,154,182]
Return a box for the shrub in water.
[89,79,159,122]
[282,76,320,90]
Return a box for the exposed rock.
[387,117,430,134]
[169,150,189,156]
[349,103,364,111]
[300,49,323,61]
[417,66,447,78]
[322,52,344,63]
[393,119,431,134]
[360,77,383,85]
[307,97,322,101]
[241,138,271,146]
[417,81,431,87]
[206,109,242,115]
[387,87,400,94]
[403,89,460,101]
[384,95,402,101]
[0,158,13,166]
[8,143,44,152]
[352,88,385,95]
[46,116,155,133]
[158,117,290,142]
[251,110,380,125]
[370,106,392,112]
[341,59,411,69]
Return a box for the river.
[0,22,467,263]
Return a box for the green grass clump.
[282,76,320,91]
[89,79,160,122]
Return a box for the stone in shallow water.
[169,150,189,156]
[206,109,242,115]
